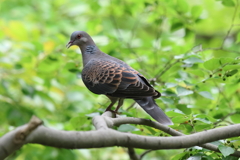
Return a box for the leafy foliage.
[1,0,240,159]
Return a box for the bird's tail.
[135,97,173,125]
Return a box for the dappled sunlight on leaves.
[1,0,240,159]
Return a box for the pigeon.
[66,31,173,125]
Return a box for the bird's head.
[66,31,90,48]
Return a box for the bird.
[66,31,173,125]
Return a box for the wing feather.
[81,59,160,98]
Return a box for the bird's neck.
[80,44,102,66]
[83,45,97,54]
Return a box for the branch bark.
[1,112,240,159]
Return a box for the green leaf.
[64,62,81,73]
[66,50,81,59]
[144,126,157,135]
[165,82,178,88]
[65,62,78,69]
[70,116,88,130]
[220,57,234,65]
[194,118,212,124]
[194,124,213,131]
[187,155,202,160]
[226,70,238,77]
[43,101,55,112]
[236,32,240,43]
[172,116,189,124]
[14,63,23,69]
[232,58,240,64]
[191,45,203,53]
[223,65,240,71]
[183,57,204,64]
[177,86,194,96]
[204,77,226,83]
[171,22,184,31]
[177,0,189,13]
[85,112,100,117]
[171,152,188,160]
[162,90,178,97]
[166,111,185,117]
[232,139,240,149]
[38,60,60,73]
[230,114,240,123]
[198,91,214,100]
[218,145,235,157]
[196,114,216,123]
[176,104,191,115]
[204,58,221,71]
[191,5,203,19]
[160,97,174,104]
[222,0,235,7]
[21,86,35,97]
[174,54,185,59]
[118,124,138,132]
[68,68,81,73]
[187,69,205,77]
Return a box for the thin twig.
[197,47,240,54]
[110,15,145,68]
[214,112,237,126]
[128,147,139,160]
[126,102,137,111]
[155,59,179,80]
[140,149,153,160]
[214,82,232,109]
[220,0,239,48]
[154,57,174,79]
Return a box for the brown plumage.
[66,31,173,125]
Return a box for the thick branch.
[0,116,42,159]
[1,113,240,159]
[23,124,240,152]
[110,116,240,156]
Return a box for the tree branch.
[128,147,139,160]
[0,116,42,159]
[220,0,239,48]
[110,116,240,157]
[140,149,153,160]
[1,113,240,159]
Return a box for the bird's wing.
[82,59,121,94]
[82,59,160,98]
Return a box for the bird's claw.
[104,109,121,118]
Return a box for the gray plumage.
[66,31,173,125]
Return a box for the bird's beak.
[66,41,73,49]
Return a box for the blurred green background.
[1,0,240,159]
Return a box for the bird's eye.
[77,34,81,39]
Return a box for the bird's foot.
[105,109,117,118]
[104,109,121,118]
